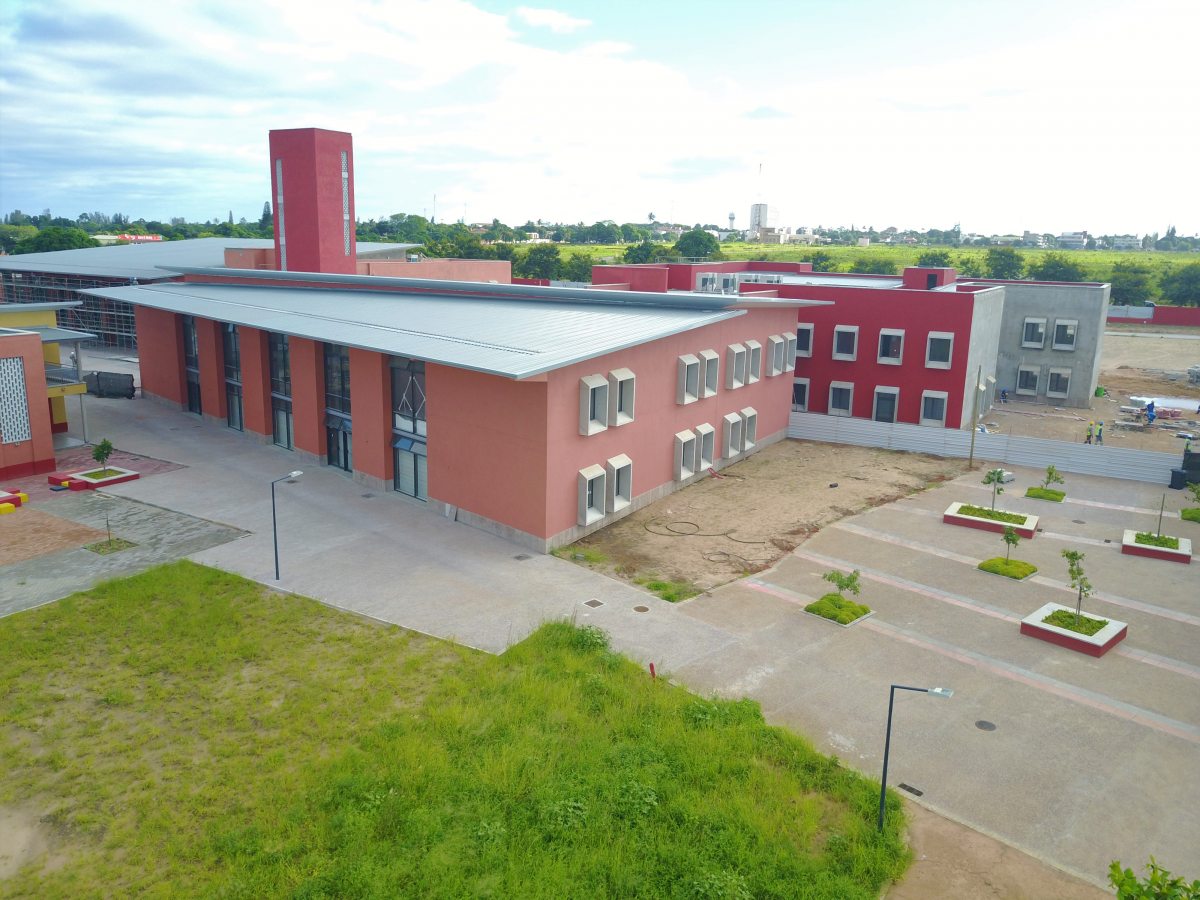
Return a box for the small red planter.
[1020,603,1127,657]
[66,467,141,490]
[1120,530,1192,564]
[943,502,1037,540]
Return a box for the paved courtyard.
[5,388,1197,890]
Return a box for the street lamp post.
[271,470,303,581]
[877,683,954,831]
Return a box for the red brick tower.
[268,128,357,275]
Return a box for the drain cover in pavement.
[513,554,531,561]
[898,783,924,796]
[633,605,650,613]
[1072,519,1086,525]
[976,720,997,731]
[583,599,603,608]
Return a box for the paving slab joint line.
[88,490,251,536]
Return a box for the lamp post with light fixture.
[271,470,303,581]
[878,683,954,831]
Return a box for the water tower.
[728,212,735,230]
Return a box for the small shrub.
[1041,465,1065,491]
[1135,531,1180,550]
[1109,856,1200,899]
[805,593,871,625]
[92,438,115,467]
[1025,487,1065,502]
[635,576,700,603]
[569,624,611,653]
[977,558,1037,580]
[957,504,1027,525]
[1043,609,1108,636]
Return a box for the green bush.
[977,558,1037,579]
[1043,609,1108,636]
[635,577,701,603]
[805,592,871,625]
[1024,487,1065,502]
[1135,532,1180,550]
[1109,856,1200,899]
[1180,508,1200,524]
[957,504,1027,525]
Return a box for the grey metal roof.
[80,281,762,379]
[25,325,98,343]
[0,300,82,311]
[0,239,415,281]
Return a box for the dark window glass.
[182,316,199,370]
[324,343,351,413]
[1018,369,1038,391]
[390,357,426,435]
[272,397,294,449]
[269,333,291,397]
[830,386,851,411]
[796,327,811,353]
[834,329,856,356]
[879,333,902,360]
[922,395,945,422]
[927,336,951,364]
[791,381,808,409]
[222,323,241,382]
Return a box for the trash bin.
[1169,468,1188,490]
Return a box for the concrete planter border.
[943,502,1038,539]
[67,466,141,490]
[1019,602,1128,658]
[1120,529,1192,565]
[802,609,875,629]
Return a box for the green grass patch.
[1024,487,1065,502]
[956,504,1027,525]
[805,592,872,625]
[76,468,125,479]
[1135,531,1180,549]
[635,576,702,602]
[977,557,1038,579]
[0,561,909,896]
[84,537,137,555]
[1042,609,1109,636]
[551,544,608,565]
[1180,508,1200,523]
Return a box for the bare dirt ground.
[982,329,1200,452]
[571,440,967,591]
[0,804,68,880]
[0,508,104,566]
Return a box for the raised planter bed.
[65,466,141,490]
[1019,602,1128,657]
[943,502,1038,539]
[1120,529,1192,564]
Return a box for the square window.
[606,454,633,512]
[1053,320,1078,351]
[791,378,809,411]
[577,464,606,526]
[674,429,697,481]
[878,330,904,365]
[608,368,636,425]
[795,324,813,358]
[926,332,953,369]
[829,381,853,416]
[696,423,715,468]
[741,407,758,449]
[745,340,762,383]
[1017,366,1039,395]
[767,335,786,375]
[833,326,858,361]
[726,344,747,389]
[722,412,743,457]
[920,390,948,426]
[700,350,719,397]
[677,354,700,404]
[579,374,608,435]
[1047,367,1071,398]
[1022,318,1046,349]
[873,387,898,423]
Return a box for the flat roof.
[25,324,98,344]
[81,280,814,379]
[0,239,416,281]
[0,300,83,312]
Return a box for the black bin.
[1169,468,1188,490]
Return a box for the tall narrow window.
[274,159,287,270]
[745,340,762,383]
[792,378,810,412]
[677,355,700,404]
[740,407,758,449]
[696,423,715,468]
[726,344,747,389]
[608,368,635,425]
[674,430,698,481]
[341,150,351,256]
[795,324,813,358]
[579,374,608,435]
[700,350,719,397]
[606,454,633,512]
[392,356,428,501]
[722,412,743,457]
[269,332,292,449]
[767,335,786,375]
[578,465,606,525]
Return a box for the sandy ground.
[0,508,105,566]
[0,805,68,881]
[982,330,1200,452]
[573,440,967,590]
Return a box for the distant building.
[1022,231,1048,248]
[749,204,777,239]
[1057,231,1089,250]
[1112,235,1141,250]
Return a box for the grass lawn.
[956,504,1027,525]
[1182,508,1200,523]
[0,561,909,897]
[1043,609,1109,636]
[1024,487,1065,502]
[977,557,1038,580]
[1135,531,1180,549]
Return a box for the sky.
[1,0,1197,236]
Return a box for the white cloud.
[513,6,591,34]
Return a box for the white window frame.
[677,354,700,405]
[877,329,904,365]
[791,377,810,411]
[795,324,813,359]
[722,412,743,457]
[699,350,719,398]
[1046,367,1072,399]
[828,381,854,417]
[1052,319,1078,351]
[872,386,899,423]
[605,454,632,512]
[674,429,697,481]
[745,340,762,383]
[1016,365,1039,396]
[767,334,786,376]
[726,343,747,389]
[919,390,948,427]
[607,368,635,426]
[783,333,798,370]
[832,325,858,361]
[925,332,954,369]
[695,423,715,469]
[1022,317,1047,349]
[740,407,758,450]
[579,374,608,435]
[577,464,606,526]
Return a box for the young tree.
[807,250,836,272]
[561,253,593,283]
[1160,262,1200,307]
[623,240,669,264]
[982,468,1006,509]
[516,244,561,280]
[916,249,952,268]
[1109,261,1155,306]
[1042,465,1065,491]
[985,247,1024,280]
[92,438,114,468]
[1002,526,1020,562]
[1061,549,1092,626]
[674,229,719,259]
[1026,252,1086,282]
[822,569,861,598]
[955,255,984,278]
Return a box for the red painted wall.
[288,338,326,457]
[0,331,55,479]
[269,128,356,275]
[134,306,186,405]
[194,318,227,421]
[1150,306,1200,326]
[591,266,670,292]
[349,349,392,482]
[239,326,271,436]
[225,248,276,270]
[358,259,512,283]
